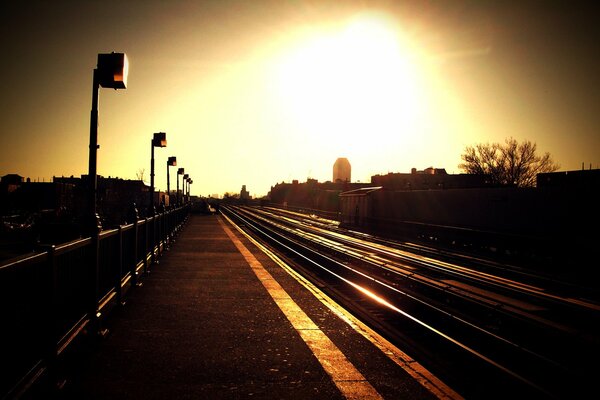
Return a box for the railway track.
[222,205,599,399]
[261,206,597,297]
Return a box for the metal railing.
[0,205,189,399]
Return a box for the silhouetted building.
[537,168,600,188]
[0,174,23,216]
[53,175,149,226]
[240,185,250,200]
[1,174,153,258]
[1,175,75,216]
[339,186,382,227]
[0,174,24,193]
[371,167,490,190]
[268,178,370,212]
[333,158,351,183]
[1,176,79,251]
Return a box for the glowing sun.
[274,13,429,156]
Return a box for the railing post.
[157,211,162,259]
[116,226,124,305]
[161,209,166,252]
[128,203,140,286]
[164,207,171,250]
[160,211,163,250]
[144,217,150,274]
[165,209,170,243]
[150,215,155,265]
[171,207,176,242]
[89,226,102,336]
[156,213,160,260]
[43,244,60,388]
[132,217,139,285]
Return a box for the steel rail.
[261,205,597,298]
[232,206,585,352]
[236,206,600,375]
[223,206,565,398]
[250,206,600,317]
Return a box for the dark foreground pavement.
[61,214,450,400]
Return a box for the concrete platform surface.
[62,214,455,400]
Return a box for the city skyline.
[1,1,599,197]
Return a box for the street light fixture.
[150,132,167,213]
[97,53,128,89]
[177,167,184,205]
[88,52,128,233]
[167,156,177,205]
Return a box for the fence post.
[128,204,139,286]
[116,226,124,305]
[156,213,161,260]
[43,244,60,388]
[149,215,155,268]
[164,207,170,250]
[144,217,150,274]
[157,204,164,258]
[88,224,102,336]
[168,208,176,244]
[132,218,139,285]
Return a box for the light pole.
[187,178,192,198]
[88,52,128,233]
[167,156,177,206]
[177,168,184,205]
[183,174,189,203]
[150,132,167,214]
[87,52,127,333]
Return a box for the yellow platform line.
[220,214,463,400]
[219,217,383,400]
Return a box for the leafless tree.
[135,168,146,182]
[459,137,560,187]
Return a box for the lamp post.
[183,174,189,203]
[150,132,167,214]
[86,52,127,334]
[167,156,177,206]
[186,178,193,205]
[177,168,184,205]
[88,52,128,234]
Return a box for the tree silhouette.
[459,137,560,187]
[135,168,146,183]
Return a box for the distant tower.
[240,185,250,200]
[333,158,351,183]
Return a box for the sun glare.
[275,13,429,158]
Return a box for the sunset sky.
[1,1,598,197]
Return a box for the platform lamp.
[86,52,127,333]
[149,132,167,214]
[87,52,128,234]
[187,178,193,197]
[183,174,189,202]
[177,168,185,205]
[167,156,177,204]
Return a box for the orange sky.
[1,1,599,197]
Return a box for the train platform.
[62,214,459,399]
